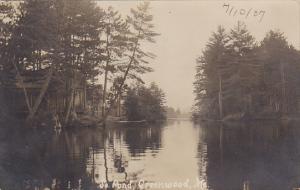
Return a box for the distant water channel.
[1,119,300,190]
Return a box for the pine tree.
[260,30,299,115]
[11,0,58,71]
[101,7,129,116]
[102,2,159,122]
[194,26,228,119]
[54,0,104,123]
[194,22,263,119]
[193,23,300,120]
[224,21,261,116]
[0,1,15,72]
[0,1,15,118]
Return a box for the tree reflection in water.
[0,123,163,190]
[199,120,300,190]
[3,120,299,190]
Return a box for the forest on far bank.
[193,22,300,121]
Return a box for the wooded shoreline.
[193,22,300,122]
[0,1,168,127]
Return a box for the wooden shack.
[1,68,86,117]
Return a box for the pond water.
[1,119,300,190]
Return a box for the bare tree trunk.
[72,89,76,110]
[102,61,109,117]
[64,79,74,125]
[118,95,121,117]
[218,73,223,120]
[83,81,86,110]
[26,66,54,121]
[280,61,286,115]
[102,27,111,117]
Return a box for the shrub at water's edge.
[124,82,166,122]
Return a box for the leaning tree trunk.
[12,59,33,115]
[26,66,54,121]
[64,79,74,125]
[101,32,140,124]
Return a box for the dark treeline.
[193,21,300,121]
[0,0,165,124]
[124,82,166,122]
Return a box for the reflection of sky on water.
[2,120,300,189]
[86,121,202,189]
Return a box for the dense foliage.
[124,83,166,121]
[193,22,300,120]
[0,0,159,123]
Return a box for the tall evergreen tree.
[223,21,261,116]
[260,30,300,115]
[11,0,58,71]
[0,1,15,72]
[101,7,129,116]
[102,2,159,121]
[194,26,228,119]
[53,0,105,123]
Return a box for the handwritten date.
[223,3,266,22]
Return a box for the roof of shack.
[1,68,85,90]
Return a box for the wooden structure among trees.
[1,68,86,117]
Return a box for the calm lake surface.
[1,119,300,190]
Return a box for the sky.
[99,0,300,113]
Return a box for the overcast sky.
[99,0,300,112]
